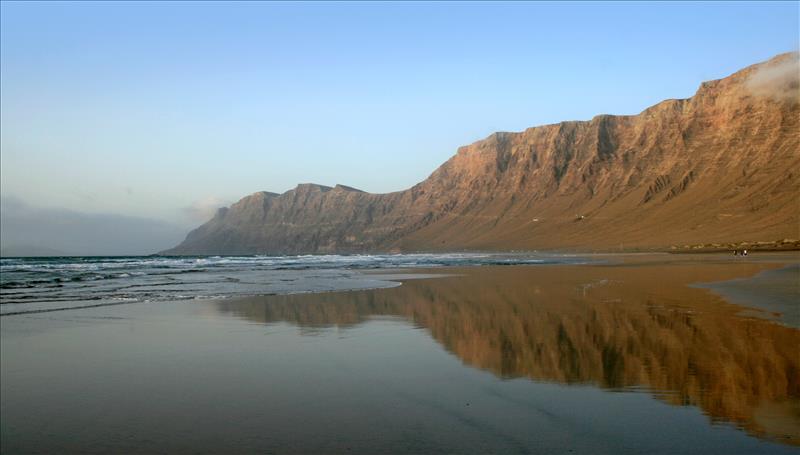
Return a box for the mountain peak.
[333,184,364,193]
[293,183,333,193]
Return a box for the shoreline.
[4,239,800,260]
[2,252,797,318]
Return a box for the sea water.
[0,253,587,315]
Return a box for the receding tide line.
[0,272,453,317]
[0,300,140,316]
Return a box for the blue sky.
[1,1,798,227]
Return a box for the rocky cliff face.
[164,53,799,255]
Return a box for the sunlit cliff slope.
[164,53,799,255]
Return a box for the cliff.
[164,53,800,255]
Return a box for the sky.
[1,1,798,253]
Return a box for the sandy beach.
[2,253,798,453]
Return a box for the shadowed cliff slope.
[164,53,800,255]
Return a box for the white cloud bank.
[0,196,188,256]
[181,196,231,223]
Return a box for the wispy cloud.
[744,52,799,102]
[182,197,230,222]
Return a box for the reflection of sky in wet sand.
[217,261,800,447]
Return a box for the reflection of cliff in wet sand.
[217,259,800,445]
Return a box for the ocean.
[0,253,588,315]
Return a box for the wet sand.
[2,254,799,453]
